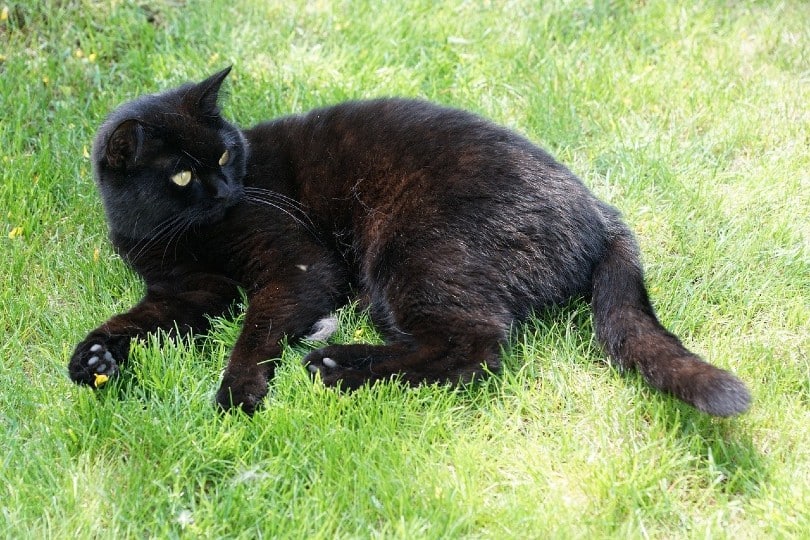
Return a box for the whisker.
[160,214,195,266]
[125,221,171,262]
[242,187,317,228]
[244,195,321,239]
[245,195,313,226]
[244,193,311,223]
[126,186,323,265]
[243,187,311,214]
[125,214,186,263]
[181,150,203,167]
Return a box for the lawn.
[1,0,808,537]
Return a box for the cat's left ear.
[194,66,232,115]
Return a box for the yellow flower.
[93,247,100,262]
[353,328,364,340]
[8,226,22,239]
[94,373,109,388]
[1,7,8,22]
[83,146,90,159]
[88,52,97,63]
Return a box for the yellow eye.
[171,170,192,187]
[218,150,230,166]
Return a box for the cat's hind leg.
[303,318,507,390]
[303,229,517,390]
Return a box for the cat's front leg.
[216,282,337,414]
[69,274,240,387]
[69,334,131,387]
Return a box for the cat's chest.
[190,208,325,288]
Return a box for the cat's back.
[251,98,590,207]
[291,98,551,169]
[248,97,612,244]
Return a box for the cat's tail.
[590,230,750,416]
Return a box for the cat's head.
[92,67,247,241]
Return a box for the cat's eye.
[171,170,192,187]
[219,150,230,166]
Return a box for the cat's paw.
[215,372,268,415]
[302,349,370,390]
[68,340,122,388]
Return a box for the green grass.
[1,0,808,537]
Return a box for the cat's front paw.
[68,339,123,388]
[215,372,268,415]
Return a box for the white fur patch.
[305,315,338,342]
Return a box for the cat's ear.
[194,66,232,115]
[102,119,145,170]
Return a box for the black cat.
[68,67,750,416]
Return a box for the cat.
[68,67,751,416]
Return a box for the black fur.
[68,68,750,416]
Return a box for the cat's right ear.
[101,119,145,170]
